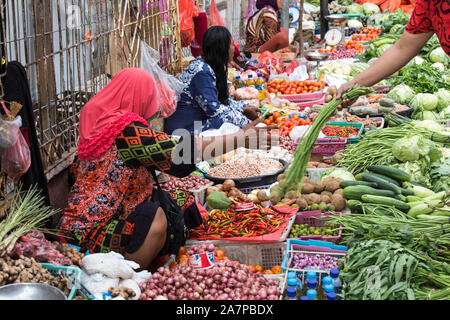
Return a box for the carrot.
[368,94,384,102]
[274,199,297,208]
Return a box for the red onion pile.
[279,136,297,154]
[161,174,211,191]
[290,252,339,271]
[138,260,281,300]
[188,243,216,256]
[329,49,360,60]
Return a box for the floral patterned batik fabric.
[164,57,250,135]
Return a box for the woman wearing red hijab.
[58,68,276,269]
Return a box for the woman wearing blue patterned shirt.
[164,26,261,135]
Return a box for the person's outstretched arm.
[337,31,434,98]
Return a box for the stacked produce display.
[0,1,449,301]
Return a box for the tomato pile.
[351,33,378,41]
[344,40,365,54]
[318,46,336,54]
[267,79,326,95]
[322,125,359,137]
[264,112,311,136]
[359,27,382,35]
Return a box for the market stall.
[0,0,449,301]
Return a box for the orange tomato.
[263,270,274,274]
[254,264,264,273]
[178,246,187,256]
[215,249,226,259]
[271,265,282,274]
[178,255,189,264]
[169,261,178,270]
[273,112,281,119]
[264,119,271,125]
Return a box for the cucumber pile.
[341,165,449,218]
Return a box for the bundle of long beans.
[336,122,449,173]
[283,86,375,191]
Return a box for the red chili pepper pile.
[321,125,359,138]
[190,198,287,239]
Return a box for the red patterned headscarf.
[77,68,160,160]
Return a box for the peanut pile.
[208,157,283,179]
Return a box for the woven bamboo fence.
[0,0,182,196]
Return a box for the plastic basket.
[297,96,326,110]
[278,91,325,103]
[190,182,214,205]
[185,240,286,271]
[322,122,364,144]
[311,137,348,156]
[305,167,333,183]
[289,210,343,243]
[281,239,347,271]
[238,184,272,194]
[40,263,83,300]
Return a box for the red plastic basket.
[297,96,326,110]
[311,137,348,156]
[290,210,342,243]
[278,91,325,103]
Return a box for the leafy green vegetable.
[429,158,450,193]
[393,62,450,94]
[362,3,380,15]
[410,93,438,111]
[392,135,422,162]
[429,47,449,66]
[387,84,415,104]
[346,3,363,14]
[435,88,450,112]
[392,161,431,188]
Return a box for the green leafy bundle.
[392,62,450,94]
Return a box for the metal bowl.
[304,52,331,62]
[0,283,67,300]
[325,14,348,23]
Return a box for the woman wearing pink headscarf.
[245,0,290,53]
[58,68,276,269]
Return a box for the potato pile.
[0,253,70,296]
[270,175,346,212]
[206,179,270,207]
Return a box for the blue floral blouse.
[164,58,251,135]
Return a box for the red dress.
[405,0,450,55]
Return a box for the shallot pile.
[139,249,281,300]
[329,49,360,60]
[290,252,339,271]
[161,174,211,191]
[279,136,297,154]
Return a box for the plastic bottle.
[246,74,255,88]
[256,73,267,101]
[330,269,343,294]
[287,272,296,280]
[234,76,244,88]
[320,276,333,300]
[306,289,317,300]
[303,271,317,295]
[287,278,298,291]
[300,296,310,300]
[326,292,337,300]
[285,288,297,300]
[324,284,335,295]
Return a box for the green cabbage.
[439,106,450,119]
[362,3,380,15]
[412,110,439,121]
[429,47,449,66]
[392,161,431,188]
[393,135,442,163]
[435,88,450,112]
[412,120,445,133]
[392,135,422,162]
[410,93,438,111]
[321,168,355,181]
[346,3,363,14]
[350,62,370,77]
[387,84,415,104]
[431,62,445,71]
